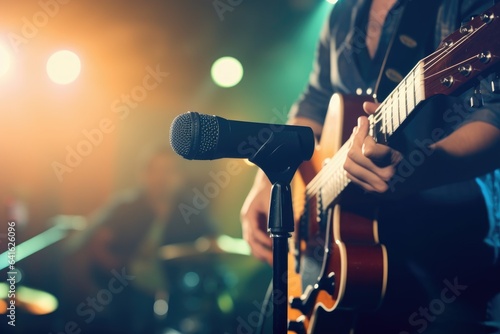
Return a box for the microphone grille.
[198,113,219,158]
[169,112,219,159]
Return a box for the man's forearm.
[393,121,500,195]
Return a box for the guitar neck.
[305,61,426,206]
[306,0,500,205]
[370,62,426,144]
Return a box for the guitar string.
[305,63,440,198]
[379,15,492,126]
[304,17,492,200]
[422,20,488,74]
[422,23,489,78]
[424,54,484,80]
[306,138,352,197]
[369,33,458,124]
[307,70,421,197]
[306,144,348,196]
[369,20,488,133]
[371,18,489,125]
[378,19,490,128]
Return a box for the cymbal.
[158,235,250,261]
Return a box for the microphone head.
[169,111,219,160]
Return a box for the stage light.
[326,0,338,4]
[46,50,81,85]
[211,57,243,88]
[0,44,11,77]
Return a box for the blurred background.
[0,0,333,332]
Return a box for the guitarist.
[241,0,500,333]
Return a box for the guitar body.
[288,94,388,334]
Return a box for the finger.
[344,157,390,193]
[362,136,394,164]
[345,171,378,193]
[241,210,273,261]
[349,120,399,182]
[346,148,396,184]
[243,223,272,264]
[248,238,273,264]
[247,229,272,263]
[254,214,273,248]
[352,117,370,147]
[363,137,403,167]
[363,101,380,115]
[242,217,272,248]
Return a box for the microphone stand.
[250,131,313,334]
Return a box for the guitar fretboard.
[305,61,426,206]
[304,1,500,206]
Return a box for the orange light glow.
[0,44,11,77]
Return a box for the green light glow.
[216,235,251,256]
[0,215,86,271]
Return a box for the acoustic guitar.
[287,4,500,333]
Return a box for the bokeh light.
[153,298,169,316]
[46,50,81,85]
[211,56,243,88]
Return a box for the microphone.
[169,111,314,161]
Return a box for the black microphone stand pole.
[250,131,314,334]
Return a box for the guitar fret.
[415,61,426,104]
[382,104,390,137]
[408,69,416,114]
[308,63,429,204]
[405,77,409,120]
[385,107,390,141]
[381,110,387,142]
[369,115,375,138]
[308,62,427,205]
[393,93,399,130]
[390,104,394,135]
[397,85,404,127]
[397,85,405,127]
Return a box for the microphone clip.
[249,130,312,185]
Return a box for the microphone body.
[170,112,314,162]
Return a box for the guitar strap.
[374,0,444,101]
